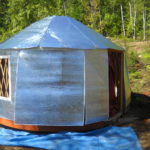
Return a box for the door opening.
[108,51,122,117]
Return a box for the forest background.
[0,0,150,93]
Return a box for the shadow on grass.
[116,92,150,126]
[131,92,150,119]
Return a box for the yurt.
[0,16,131,132]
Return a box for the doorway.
[108,51,122,117]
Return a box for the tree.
[0,0,150,42]
[0,0,8,39]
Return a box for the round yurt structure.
[0,16,131,132]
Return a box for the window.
[0,56,10,100]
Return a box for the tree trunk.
[143,10,146,40]
[99,8,102,33]
[129,2,132,21]
[133,0,136,40]
[120,4,126,37]
[62,0,66,15]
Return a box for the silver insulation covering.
[84,50,109,124]
[0,16,130,126]
[0,16,123,51]
[0,48,130,126]
[0,50,18,120]
[15,50,84,126]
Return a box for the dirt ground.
[0,92,149,150]
[116,92,150,150]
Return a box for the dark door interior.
[109,51,122,117]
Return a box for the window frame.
[0,55,11,101]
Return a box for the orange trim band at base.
[0,118,105,132]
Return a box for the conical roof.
[0,16,123,50]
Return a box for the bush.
[127,51,141,73]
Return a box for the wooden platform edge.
[0,117,106,132]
